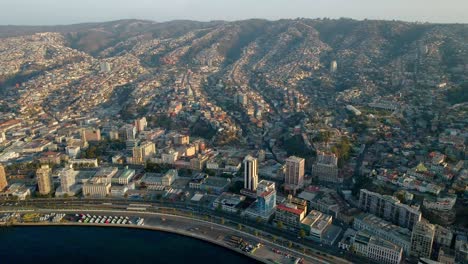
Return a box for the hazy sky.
[1,0,467,25]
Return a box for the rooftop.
[277,203,303,216]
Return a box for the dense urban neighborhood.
[0,18,467,264]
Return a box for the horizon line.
[1,16,467,27]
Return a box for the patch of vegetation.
[283,135,315,158]
[447,83,468,105]
[190,118,216,140]
[228,180,244,194]
[331,137,352,168]
[145,162,172,173]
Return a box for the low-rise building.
[82,178,111,198]
[110,185,128,197]
[301,210,333,242]
[139,170,178,189]
[111,167,135,185]
[213,192,246,214]
[2,183,31,200]
[275,203,306,230]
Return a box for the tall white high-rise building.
[243,155,258,191]
[60,165,77,193]
[330,60,338,73]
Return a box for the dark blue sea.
[0,226,259,264]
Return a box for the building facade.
[134,117,147,132]
[275,203,306,230]
[284,156,305,193]
[132,141,156,164]
[256,180,276,215]
[59,165,78,194]
[0,164,8,191]
[243,155,258,191]
[82,179,111,198]
[359,189,422,229]
[410,220,435,259]
[312,151,340,183]
[36,164,53,195]
[353,231,403,264]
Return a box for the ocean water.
[0,226,260,264]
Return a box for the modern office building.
[312,151,340,183]
[256,180,276,214]
[284,156,305,193]
[410,220,435,259]
[36,164,53,195]
[0,164,8,191]
[243,180,277,221]
[359,189,422,229]
[243,155,258,191]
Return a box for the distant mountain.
[1,18,467,109]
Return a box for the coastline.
[8,214,269,264]
[14,222,267,263]
[1,208,336,264]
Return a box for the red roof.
[306,186,320,192]
[277,204,303,215]
[0,119,21,129]
[42,151,60,157]
[259,189,274,198]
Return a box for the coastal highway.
[1,198,369,263]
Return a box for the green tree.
[288,241,293,248]
[220,218,225,225]
[276,221,284,229]
[254,230,259,237]
[237,223,243,231]
[299,229,306,239]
